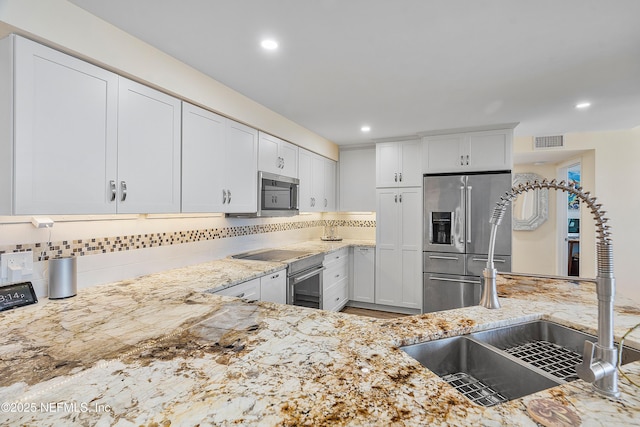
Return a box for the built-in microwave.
[227,171,299,217]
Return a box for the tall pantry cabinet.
[1,35,182,215]
[375,140,422,310]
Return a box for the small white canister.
[48,256,77,299]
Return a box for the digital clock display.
[0,282,38,312]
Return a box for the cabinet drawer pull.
[394,172,398,182]
[223,189,227,204]
[399,172,402,182]
[460,155,464,166]
[271,273,280,279]
[120,181,127,202]
[228,189,231,203]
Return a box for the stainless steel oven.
[287,254,324,309]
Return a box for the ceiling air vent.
[534,135,564,150]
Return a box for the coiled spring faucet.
[481,178,619,398]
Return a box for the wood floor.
[340,306,409,319]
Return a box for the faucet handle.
[576,341,597,383]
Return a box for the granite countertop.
[0,239,639,426]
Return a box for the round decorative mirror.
[512,173,549,231]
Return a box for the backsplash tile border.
[1,219,376,261]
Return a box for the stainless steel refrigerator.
[423,172,512,313]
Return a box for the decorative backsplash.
[1,219,376,262]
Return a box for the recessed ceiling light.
[575,102,591,109]
[361,125,371,132]
[260,39,278,50]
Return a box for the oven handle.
[291,266,325,284]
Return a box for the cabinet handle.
[335,297,340,301]
[120,181,127,202]
[460,155,464,166]
[228,189,231,203]
[223,189,227,204]
[234,292,245,298]
[324,198,327,207]
[399,194,402,203]
[271,273,280,279]
[335,274,340,278]
[466,154,469,165]
[109,180,116,202]
[399,172,402,182]
[394,195,397,203]
[394,172,398,182]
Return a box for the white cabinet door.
[260,269,286,304]
[352,246,375,303]
[375,188,422,308]
[311,154,325,211]
[375,188,401,306]
[117,77,181,214]
[323,159,336,211]
[422,134,465,174]
[399,140,423,187]
[225,120,258,213]
[258,132,298,178]
[181,103,226,213]
[376,140,422,187]
[298,148,313,211]
[398,187,422,309]
[376,143,400,188]
[339,147,376,212]
[11,35,118,214]
[279,140,299,178]
[258,132,281,175]
[465,130,512,171]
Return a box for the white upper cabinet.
[258,132,298,178]
[225,120,259,213]
[181,103,226,212]
[7,35,119,215]
[298,148,336,212]
[423,129,513,173]
[182,102,258,213]
[3,35,182,215]
[375,140,422,188]
[117,78,182,214]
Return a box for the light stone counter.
[0,240,638,426]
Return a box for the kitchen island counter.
[0,243,638,426]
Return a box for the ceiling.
[69,0,640,147]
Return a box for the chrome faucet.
[481,178,619,398]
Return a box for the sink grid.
[503,340,582,381]
[441,372,508,407]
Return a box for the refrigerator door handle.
[466,185,472,244]
[429,276,482,285]
[459,185,465,244]
[471,257,506,263]
[429,255,461,261]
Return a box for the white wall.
[0,0,338,160]
[514,129,640,303]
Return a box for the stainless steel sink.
[401,320,640,407]
[401,336,560,406]
[470,321,640,381]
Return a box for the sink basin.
[401,320,640,406]
[401,335,560,406]
[470,321,640,381]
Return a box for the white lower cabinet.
[375,187,422,309]
[322,247,349,311]
[260,269,287,304]
[213,278,261,302]
[351,246,375,303]
[213,268,286,304]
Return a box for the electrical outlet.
[1,252,34,280]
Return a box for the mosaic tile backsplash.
[1,219,376,262]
